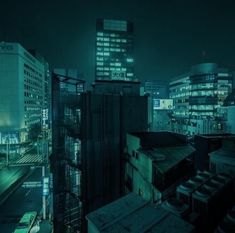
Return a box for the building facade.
[144,81,171,131]
[169,74,190,134]
[51,77,148,233]
[124,132,194,204]
[219,89,235,133]
[95,19,134,81]
[0,42,46,149]
[81,80,148,216]
[170,63,233,135]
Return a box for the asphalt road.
[0,167,29,195]
[0,167,43,233]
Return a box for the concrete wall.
[81,92,148,215]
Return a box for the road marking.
[26,189,31,196]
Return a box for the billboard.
[153,99,173,110]
[0,132,19,144]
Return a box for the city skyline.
[1,2,235,233]
[1,0,235,85]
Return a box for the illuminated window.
[127,73,134,77]
[97,37,104,41]
[96,57,103,61]
[127,58,134,63]
[96,42,103,46]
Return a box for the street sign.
[43,177,49,196]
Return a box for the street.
[0,167,44,233]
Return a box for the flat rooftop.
[141,145,195,173]
[129,131,188,148]
[86,193,195,233]
[209,149,235,166]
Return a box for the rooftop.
[195,133,235,139]
[86,193,195,233]
[209,149,235,165]
[129,131,188,148]
[141,145,195,173]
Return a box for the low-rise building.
[209,138,235,176]
[176,172,234,232]
[194,134,235,171]
[124,132,195,203]
[86,193,195,233]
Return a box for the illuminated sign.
[0,132,19,144]
[42,109,49,130]
[111,71,126,80]
[153,99,173,110]
[43,177,49,196]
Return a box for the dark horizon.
[1,0,235,85]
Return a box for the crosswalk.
[11,154,45,166]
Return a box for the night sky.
[1,0,235,86]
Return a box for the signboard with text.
[153,99,173,110]
[42,109,49,130]
[43,177,49,196]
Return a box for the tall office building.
[0,42,47,148]
[95,19,134,81]
[51,76,148,233]
[170,63,233,135]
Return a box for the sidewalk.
[38,220,53,233]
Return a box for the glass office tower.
[169,63,233,135]
[95,19,134,81]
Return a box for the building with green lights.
[170,63,233,135]
[0,42,47,151]
[95,19,134,81]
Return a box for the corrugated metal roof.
[143,145,195,174]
